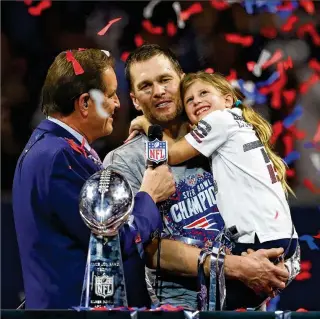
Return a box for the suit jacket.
[12,119,161,309]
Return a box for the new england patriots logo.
[183,213,220,231]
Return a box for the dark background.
[1,0,319,310]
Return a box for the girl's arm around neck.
[163,131,200,165]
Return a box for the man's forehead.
[131,55,176,83]
[103,68,117,90]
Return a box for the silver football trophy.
[79,167,134,308]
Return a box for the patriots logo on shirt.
[183,213,220,231]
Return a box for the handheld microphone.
[145,124,168,168]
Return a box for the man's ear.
[130,92,142,111]
[77,93,90,117]
[225,94,233,109]
[180,72,186,80]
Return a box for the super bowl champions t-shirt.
[103,134,225,309]
[185,108,297,244]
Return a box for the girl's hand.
[124,115,151,143]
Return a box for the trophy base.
[80,233,128,308]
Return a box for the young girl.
[129,71,298,260]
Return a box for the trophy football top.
[79,167,134,236]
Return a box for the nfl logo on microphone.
[146,139,168,164]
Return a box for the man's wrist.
[224,255,246,281]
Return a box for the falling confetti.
[299,0,315,15]
[166,22,177,37]
[309,153,320,172]
[281,15,299,33]
[210,0,229,11]
[89,89,109,119]
[283,105,303,128]
[297,23,320,46]
[309,58,320,73]
[299,73,320,94]
[142,20,163,35]
[172,2,186,29]
[28,0,51,16]
[253,49,272,77]
[299,235,320,250]
[284,151,300,165]
[134,34,144,47]
[225,34,253,47]
[303,178,320,194]
[205,68,214,74]
[143,0,162,19]
[97,17,122,36]
[179,2,203,23]
[312,122,320,142]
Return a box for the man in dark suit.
[12,49,175,309]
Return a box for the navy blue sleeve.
[48,149,93,249]
[120,191,162,257]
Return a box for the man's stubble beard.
[146,97,185,127]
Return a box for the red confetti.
[134,34,144,47]
[142,20,163,35]
[309,58,320,73]
[167,22,177,37]
[297,308,309,312]
[295,260,312,281]
[277,56,293,74]
[271,90,282,109]
[274,211,279,219]
[246,61,255,72]
[303,178,320,194]
[135,234,141,243]
[28,0,51,16]
[312,122,320,143]
[286,168,295,178]
[299,0,315,15]
[277,1,294,11]
[205,68,214,74]
[210,0,229,10]
[283,134,294,156]
[260,26,277,39]
[97,17,122,36]
[313,231,320,239]
[226,69,237,82]
[225,34,253,47]
[283,89,296,106]
[236,308,247,312]
[287,126,306,140]
[299,73,320,94]
[297,23,320,46]
[180,2,203,21]
[295,272,311,281]
[259,71,286,101]
[270,121,283,145]
[121,51,130,62]
[261,50,283,70]
[65,51,84,75]
[301,260,312,271]
[65,138,87,157]
[24,0,32,5]
[281,15,299,32]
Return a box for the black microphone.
[145,124,168,168]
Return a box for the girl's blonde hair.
[180,71,294,197]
